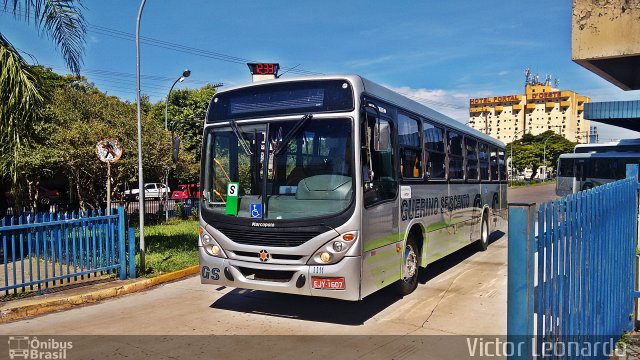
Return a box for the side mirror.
[374,120,391,152]
[172,136,181,163]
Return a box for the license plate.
[312,277,345,290]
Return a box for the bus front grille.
[238,267,295,283]
[232,251,303,261]
[216,227,321,247]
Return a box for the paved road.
[1,233,508,336]
[507,182,558,205]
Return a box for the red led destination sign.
[247,63,280,76]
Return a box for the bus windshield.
[202,117,354,220]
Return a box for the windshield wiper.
[229,120,253,155]
[273,114,313,155]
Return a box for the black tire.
[395,237,419,296]
[476,211,489,251]
[581,183,593,191]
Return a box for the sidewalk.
[0,265,199,323]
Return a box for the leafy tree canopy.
[7,66,172,210]
[505,130,576,179]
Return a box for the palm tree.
[0,0,86,185]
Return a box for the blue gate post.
[508,202,536,360]
[128,227,136,279]
[118,207,126,280]
[627,164,640,331]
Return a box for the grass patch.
[135,219,199,278]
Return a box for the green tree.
[148,84,218,183]
[0,0,86,194]
[506,131,576,179]
[12,68,172,211]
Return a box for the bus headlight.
[332,241,344,252]
[308,231,358,265]
[320,252,332,263]
[200,228,227,258]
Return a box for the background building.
[469,73,590,143]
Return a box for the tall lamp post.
[164,70,191,129]
[135,0,147,273]
[164,69,191,222]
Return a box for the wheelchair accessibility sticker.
[250,203,262,218]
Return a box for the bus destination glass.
[207,80,354,122]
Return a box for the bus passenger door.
[360,111,401,298]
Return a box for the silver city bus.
[199,75,507,300]
[556,151,640,196]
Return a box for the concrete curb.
[0,265,200,324]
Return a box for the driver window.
[363,114,397,207]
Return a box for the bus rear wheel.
[395,237,419,296]
[475,212,489,251]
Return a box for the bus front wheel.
[395,237,419,296]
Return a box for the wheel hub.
[404,246,417,279]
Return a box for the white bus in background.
[556,151,640,196]
[573,138,640,154]
[198,75,507,301]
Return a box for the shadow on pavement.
[210,287,402,326]
[210,230,506,326]
[417,230,505,284]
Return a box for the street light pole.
[164,70,191,130]
[164,69,191,222]
[135,0,146,273]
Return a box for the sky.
[2,0,639,141]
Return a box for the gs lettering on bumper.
[201,266,220,280]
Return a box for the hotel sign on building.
[530,91,562,100]
[468,83,590,144]
[470,95,522,105]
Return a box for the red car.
[38,186,62,205]
[171,183,200,200]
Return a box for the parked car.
[124,183,170,200]
[171,183,200,200]
[37,186,62,205]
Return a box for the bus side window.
[479,142,489,181]
[398,113,422,179]
[498,150,507,181]
[559,158,574,177]
[448,130,464,180]
[423,121,446,179]
[466,137,478,181]
[490,148,498,181]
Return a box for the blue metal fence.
[0,207,134,295]
[508,165,639,358]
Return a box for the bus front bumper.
[199,248,362,301]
